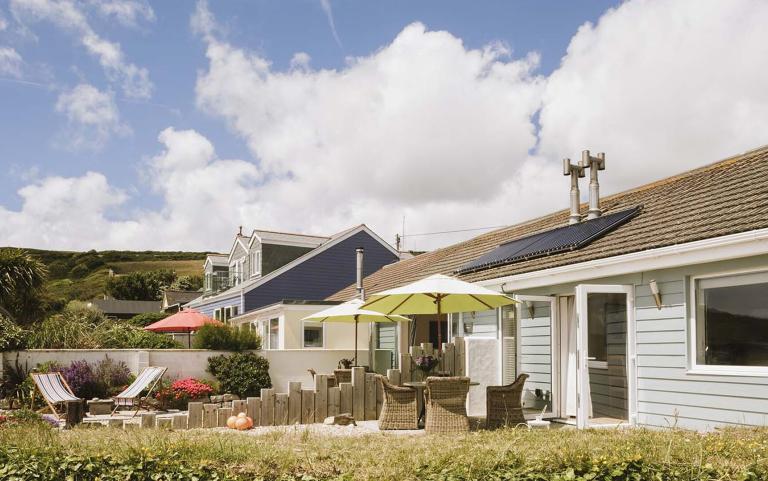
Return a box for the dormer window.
[251,250,261,277]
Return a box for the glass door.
[515,295,558,419]
[575,285,636,429]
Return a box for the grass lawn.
[1,424,767,480]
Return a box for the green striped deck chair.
[112,366,167,417]
[30,372,82,419]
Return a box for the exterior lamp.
[649,279,662,310]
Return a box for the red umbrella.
[144,308,223,347]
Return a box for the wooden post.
[420,342,433,357]
[364,373,376,420]
[274,393,288,425]
[399,353,412,383]
[387,369,401,386]
[64,400,84,428]
[217,407,232,427]
[314,374,328,421]
[140,412,156,429]
[246,397,261,426]
[327,386,340,417]
[301,389,315,424]
[172,414,188,430]
[187,402,203,428]
[288,382,302,424]
[261,388,275,426]
[202,403,217,428]
[444,343,455,375]
[455,336,466,376]
[339,382,353,415]
[375,375,384,419]
[232,399,247,416]
[352,367,365,420]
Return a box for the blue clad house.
[187,224,400,361]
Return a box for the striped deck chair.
[30,372,82,419]
[112,366,167,417]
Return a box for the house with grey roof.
[329,145,768,430]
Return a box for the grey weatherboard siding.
[243,231,398,312]
[195,294,240,318]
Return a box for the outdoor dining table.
[403,380,480,428]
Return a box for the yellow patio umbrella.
[302,299,411,366]
[361,274,517,349]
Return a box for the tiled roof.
[163,289,202,306]
[329,145,768,300]
[89,299,162,315]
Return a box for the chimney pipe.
[563,158,585,225]
[581,150,606,220]
[356,247,365,300]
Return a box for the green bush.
[94,320,182,349]
[206,352,271,397]
[0,315,27,351]
[127,311,169,327]
[193,324,261,351]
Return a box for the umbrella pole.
[437,296,442,353]
[188,331,191,349]
[354,318,358,367]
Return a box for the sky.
[1,0,767,254]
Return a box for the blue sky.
[1,0,767,252]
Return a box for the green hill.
[14,248,214,302]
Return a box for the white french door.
[514,295,559,419]
[574,284,636,429]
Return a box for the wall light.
[649,279,662,310]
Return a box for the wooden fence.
[132,338,466,430]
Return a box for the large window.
[268,318,280,350]
[251,251,261,277]
[303,321,324,348]
[694,271,768,368]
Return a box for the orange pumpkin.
[235,416,250,430]
[226,415,238,429]
[237,412,247,418]
[245,416,254,428]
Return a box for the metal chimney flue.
[563,158,585,224]
[580,150,606,220]
[355,247,365,300]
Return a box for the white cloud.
[538,0,768,192]
[54,83,129,150]
[87,0,155,27]
[5,0,768,253]
[0,46,23,77]
[10,0,152,98]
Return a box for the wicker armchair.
[486,373,529,429]
[334,369,352,384]
[425,376,470,434]
[377,375,418,430]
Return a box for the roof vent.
[563,158,585,224]
[581,150,606,220]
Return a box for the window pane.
[304,322,323,348]
[696,275,768,366]
[269,318,279,350]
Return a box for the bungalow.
[329,145,768,430]
[187,224,401,357]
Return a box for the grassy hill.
[15,248,214,302]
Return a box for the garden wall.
[0,349,365,392]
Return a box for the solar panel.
[455,206,642,275]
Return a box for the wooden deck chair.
[30,372,83,419]
[112,366,167,417]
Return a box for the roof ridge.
[252,228,330,239]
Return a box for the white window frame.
[213,308,221,321]
[267,317,280,350]
[251,251,261,277]
[688,267,768,377]
[302,320,325,349]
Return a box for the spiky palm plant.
[0,248,48,322]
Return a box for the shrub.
[193,324,261,351]
[0,315,27,351]
[27,301,104,349]
[206,352,271,398]
[93,319,181,349]
[127,311,169,327]
[61,360,103,399]
[94,357,131,397]
[156,378,215,409]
